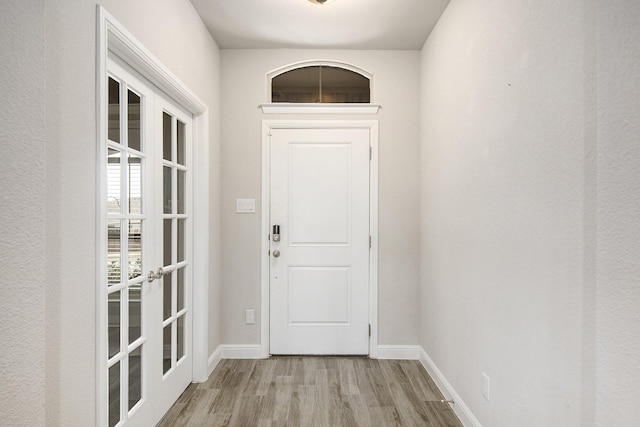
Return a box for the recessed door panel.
[289,144,351,245]
[288,266,351,324]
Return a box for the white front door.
[269,127,371,355]
[104,58,192,427]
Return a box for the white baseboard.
[219,344,268,359]
[418,347,482,427]
[207,346,222,377]
[375,345,421,360]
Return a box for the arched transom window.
[271,64,371,104]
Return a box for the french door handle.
[147,267,172,282]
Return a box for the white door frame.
[96,7,210,426]
[260,120,379,358]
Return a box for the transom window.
[271,65,370,103]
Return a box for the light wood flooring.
[157,357,462,427]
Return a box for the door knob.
[147,267,171,283]
[272,249,280,258]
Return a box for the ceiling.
[189,0,451,50]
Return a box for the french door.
[103,57,192,427]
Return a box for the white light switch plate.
[245,309,255,324]
[236,198,255,214]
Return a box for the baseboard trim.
[207,346,222,378]
[375,345,421,360]
[219,344,268,359]
[418,347,482,427]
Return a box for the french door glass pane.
[129,283,141,344]
[108,77,120,143]
[107,220,121,285]
[163,325,171,374]
[109,361,120,427]
[128,220,142,280]
[127,90,141,152]
[163,166,172,214]
[177,219,185,263]
[128,155,142,214]
[177,170,185,214]
[177,315,185,361]
[162,112,171,161]
[163,219,172,267]
[128,345,142,410]
[177,268,185,312]
[163,272,172,321]
[177,120,185,166]
[108,290,120,358]
[107,149,121,214]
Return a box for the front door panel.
[269,127,370,355]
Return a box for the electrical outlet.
[245,309,255,324]
[482,372,491,402]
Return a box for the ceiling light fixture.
[307,0,336,5]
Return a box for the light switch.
[236,198,256,214]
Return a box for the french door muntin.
[103,57,193,427]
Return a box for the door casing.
[260,120,379,358]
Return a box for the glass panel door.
[103,57,193,427]
[161,114,189,374]
[154,93,193,412]
[105,68,152,427]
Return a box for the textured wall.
[419,0,591,425]
[0,0,46,424]
[595,0,640,424]
[220,50,421,347]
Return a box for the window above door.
[260,60,381,114]
[272,65,370,104]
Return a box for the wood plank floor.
[157,357,462,427]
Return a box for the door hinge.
[369,324,371,337]
[369,236,372,248]
[369,146,372,160]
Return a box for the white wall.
[420,0,640,426]
[596,0,640,424]
[419,0,592,425]
[0,1,221,425]
[220,50,421,347]
[0,1,47,424]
